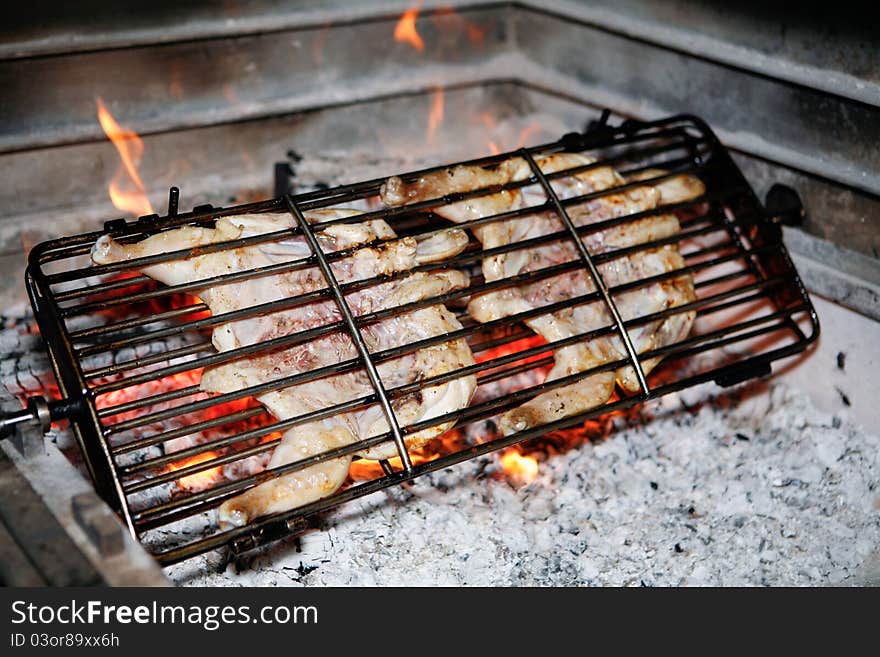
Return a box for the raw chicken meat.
[381,153,704,434]
[92,210,476,527]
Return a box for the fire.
[222,83,240,107]
[499,450,539,486]
[478,113,543,155]
[475,334,550,369]
[95,369,204,424]
[427,87,445,143]
[515,122,542,148]
[166,450,224,491]
[394,5,425,51]
[466,22,486,46]
[96,97,154,217]
[432,6,485,45]
[348,449,442,481]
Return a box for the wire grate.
[24,114,818,565]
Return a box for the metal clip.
[765,184,805,227]
[103,218,128,233]
[167,186,180,217]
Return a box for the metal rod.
[520,149,649,394]
[65,182,724,346]
[138,310,806,538]
[73,201,727,361]
[121,283,792,497]
[117,272,777,478]
[95,238,770,432]
[285,194,412,471]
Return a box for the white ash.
[167,379,880,587]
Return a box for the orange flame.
[96,97,154,217]
[166,450,224,491]
[515,122,542,148]
[427,87,445,143]
[466,22,486,45]
[222,83,240,107]
[395,5,425,51]
[500,450,539,486]
[432,6,485,45]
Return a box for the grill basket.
[20,114,818,565]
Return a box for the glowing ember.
[165,450,224,491]
[427,87,445,144]
[499,449,539,486]
[394,5,425,51]
[95,97,154,217]
[95,369,204,425]
[348,448,442,482]
[475,334,550,369]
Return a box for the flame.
[166,450,224,491]
[515,122,542,148]
[312,24,331,65]
[500,450,539,486]
[168,63,184,100]
[395,5,425,51]
[348,449,442,481]
[466,22,486,45]
[479,112,501,155]
[222,83,240,107]
[427,87,445,143]
[432,6,485,45]
[96,98,154,217]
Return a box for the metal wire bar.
[117,274,790,494]
[95,237,761,442]
[285,194,412,471]
[63,167,720,344]
[82,214,729,383]
[69,303,209,341]
[121,279,782,492]
[49,149,714,303]
[72,201,725,377]
[149,319,800,566]
[133,306,806,532]
[82,206,736,389]
[96,239,765,436]
[520,148,650,394]
[49,225,305,287]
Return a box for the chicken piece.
[381,154,704,434]
[92,210,476,527]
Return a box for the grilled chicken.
[381,154,704,434]
[92,210,476,527]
